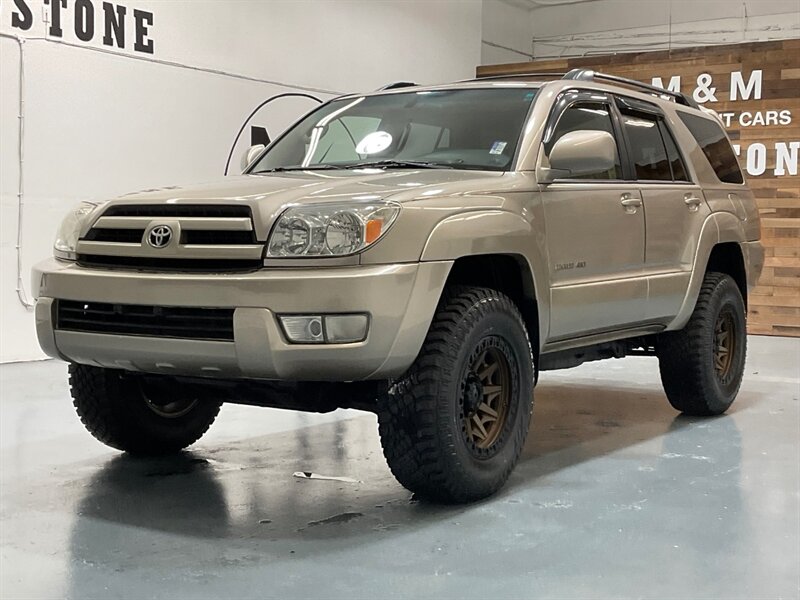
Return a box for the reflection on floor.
[1,336,798,599]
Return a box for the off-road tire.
[657,272,747,416]
[69,364,222,454]
[377,286,535,504]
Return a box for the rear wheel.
[69,364,222,454]
[657,272,747,416]
[377,286,534,504]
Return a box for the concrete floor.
[1,336,798,600]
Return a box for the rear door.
[615,97,710,322]
[541,92,647,340]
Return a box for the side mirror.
[537,130,616,183]
[241,144,266,172]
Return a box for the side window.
[549,102,621,179]
[677,112,744,184]
[658,121,689,181]
[620,112,672,181]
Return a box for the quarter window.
[677,112,743,184]
[658,121,689,181]
[549,102,621,179]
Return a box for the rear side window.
[678,112,743,184]
[620,113,672,180]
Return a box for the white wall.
[0,0,482,363]
[480,0,800,64]
[481,0,533,64]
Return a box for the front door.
[541,98,646,340]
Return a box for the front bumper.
[32,258,452,381]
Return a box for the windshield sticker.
[489,141,507,155]
[356,131,393,155]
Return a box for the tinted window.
[678,112,743,184]
[658,121,689,181]
[549,102,621,179]
[621,113,672,180]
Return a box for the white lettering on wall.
[651,75,681,93]
[775,142,800,176]
[651,70,764,105]
[730,69,763,101]
[747,144,767,176]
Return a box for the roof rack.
[563,69,699,109]
[377,81,417,91]
[470,72,567,82]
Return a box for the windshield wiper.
[251,165,343,174]
[345,160,454,170]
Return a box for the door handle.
[684,194,702,212]
[620,194,642,213]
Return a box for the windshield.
[250,87,539,173]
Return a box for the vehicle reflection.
[64,380,746,597]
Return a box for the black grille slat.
[56,300,234,341]
[102,204,252,218]
[57,320,232,334]
[84,229,145,243]
[76,255,261,272]
[58,306,231,321]
[181,230,257,245]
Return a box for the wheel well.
[706,242,748,307]
[446,254,539,350]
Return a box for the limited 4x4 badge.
[555,260,586,271]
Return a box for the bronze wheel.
[713,309,736,380]
[143,395,199,419]
[139,377,199,418]
[69,365,222,455]
[460,338,513,457]
[657,271,746,416]
[377,286,534,503]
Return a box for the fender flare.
[420,209,550,342]
[668,211,747,330]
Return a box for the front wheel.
[377,286,535,504]
[657,272,747,416]
[69,365,222,454]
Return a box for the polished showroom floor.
[1,336,798,599]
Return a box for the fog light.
[280,316,324,343]
[324,314,368,343]
[278,314,368,344]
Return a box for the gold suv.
[33,70,764,503]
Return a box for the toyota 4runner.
[33,70,764,503]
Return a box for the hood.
[114,169,506,205]
[102,169,508,239]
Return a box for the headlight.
[267,201,400,257]
[54,201,97,260]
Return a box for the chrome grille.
[102,205,251,218]
[77,204,263,271]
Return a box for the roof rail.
[563,69,699,109]
[470,71,567,82]
[377,81,417,91]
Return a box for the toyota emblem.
[148,225,173,248]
